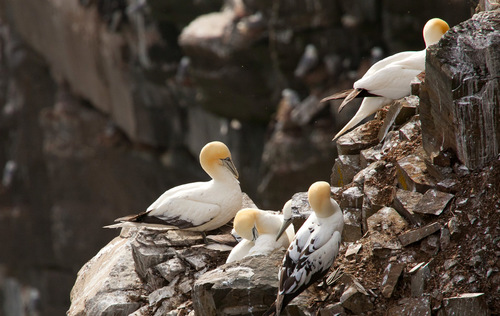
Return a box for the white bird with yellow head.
[322,18,450,140]
[264,181,344,316]
[105,141,242,232]
[226,200,295,263]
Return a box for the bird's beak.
[222,157,239,179]
[275,218,293,241]
[251,226,259,241]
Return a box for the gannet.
[264,181,344,316]
[322,18,449,140]
[226,200,295,263]
[105,141,242,232]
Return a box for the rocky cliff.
[68,8,499,316]
[0,0,494,315]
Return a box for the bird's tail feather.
[320,89,353,102]
[333,97,390,141]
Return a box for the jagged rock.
[392,189,424,226]
[192,251,282,315]
[396,154,436,193]
[131,231,179,278]
[380,263,405,298]
[343,208,363,242]
[399,222,441,247]
[340,283,373,314]
[424,160,453,182]
[367,206,408,236]
[367,231,402,258]
[340,186,363,209]
[399,115,421,141]
[360,145,383,168]
[438,293,489,316]
[362,161,395,214]
[68,237,143,316]
[413,189,454,216]
[409,262,431,297]
[319,303,346,316]
[69,224,230,316]
[345,243,363,259]
[420,235,440,256]
[395,96,419,125]
[336,121,382,155]
[436,178,460,194]
[421,10,500,170]
[155,258,186,283]
[331,155,362,187]
[352,160,387,186]
[387,297,431,316]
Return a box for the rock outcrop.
[0,0,491,315]
[420,10,500,170]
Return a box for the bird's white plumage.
[330,18,449,140]
[272,181,344,316]
[226,205,295,263]
[106,141,242,232]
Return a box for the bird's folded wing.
[280,227,341,295]
[363,50,418,77]
[354,65,422,99]
[127,198,220,229]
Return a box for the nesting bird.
[226,200,295,263]
[264,181,344,316]
[322,18,450,140]
[105,141,242,232]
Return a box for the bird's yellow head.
[200,141,239,179]
[423,18,449,47]
[233,208,259,241]
[308,181,335,218]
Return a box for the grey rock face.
[193,251,283,315]
[68,237,143,316]
[421,10,500,170]
[413,189,454,216]
[68,226,231,316]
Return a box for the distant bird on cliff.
[105,141,242,232]
[322,18,450,140]
[226,201,295,263]
[264,181,344,316]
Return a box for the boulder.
[420,10,500,170]
[68,237,143,316]
[438,293,489,316]
[367,206,408,236]
[193,251,283,315]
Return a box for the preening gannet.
[105,141,242,232]
[322,18,449,140]
[264,181,344,316]
[226,200,295,263]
